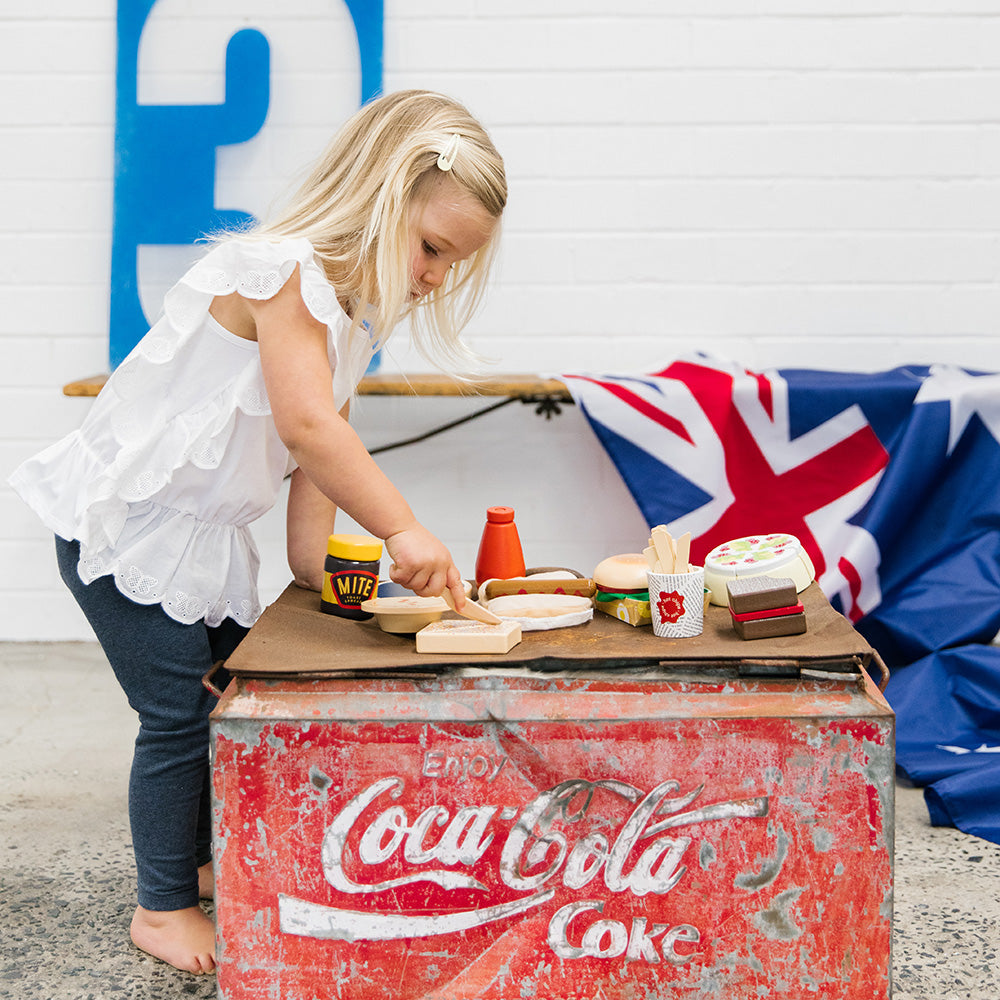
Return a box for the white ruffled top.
[9,237,381,628]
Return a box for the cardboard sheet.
[223,582,874,678]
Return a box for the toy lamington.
[726,575,807,640]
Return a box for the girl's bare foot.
[130,905,216,974]
[198,862,215,899]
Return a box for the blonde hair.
[256,90,507,367]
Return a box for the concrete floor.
[1,641,999,1000]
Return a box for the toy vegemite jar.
[320,533,382,619]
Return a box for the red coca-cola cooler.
[210,584,893,1000]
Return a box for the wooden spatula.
[441,587,504,625]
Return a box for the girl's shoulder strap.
[165,236,344,335]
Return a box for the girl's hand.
[385,524,466,608]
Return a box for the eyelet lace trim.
[79,538,262,628]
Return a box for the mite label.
[322,570,377,608]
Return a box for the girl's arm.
[285,397,353,591]
[286,464,339,591]
[250,267,465,604]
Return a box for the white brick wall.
[3,1,999,639]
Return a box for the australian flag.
[564,355,1000,845]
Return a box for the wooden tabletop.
[221,582,877,681]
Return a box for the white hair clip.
[437,133,460,171]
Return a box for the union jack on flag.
[564,354,1000,844]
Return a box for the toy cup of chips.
[647,566,706,638]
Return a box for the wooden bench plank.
[63,372,571,400]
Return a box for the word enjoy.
[422,750,507,782]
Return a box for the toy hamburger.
[592,553,652,626]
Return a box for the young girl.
[8,90,507,975]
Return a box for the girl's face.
[408,176,497,300]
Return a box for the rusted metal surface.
[211,670,894,1000]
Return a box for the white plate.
[360,595,447,634]
[485,593,593,631]
[363,581,474,633]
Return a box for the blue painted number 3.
[110,1,383,367]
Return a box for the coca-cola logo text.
[279,772,768,955]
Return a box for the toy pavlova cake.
[703,532,816,606]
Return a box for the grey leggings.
[56,536,247,910]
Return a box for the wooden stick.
[675,532,691,573]
[651,526,675,574]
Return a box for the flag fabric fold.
[563,354,1000,845]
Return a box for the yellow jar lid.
[327,533,383,561]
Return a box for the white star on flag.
[916,365,1000,455]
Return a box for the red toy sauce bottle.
[474,506,526,585]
